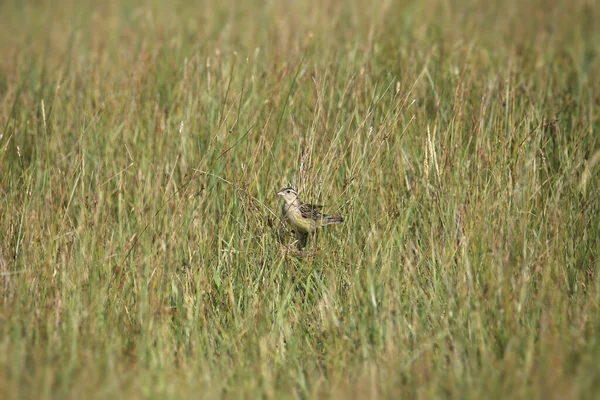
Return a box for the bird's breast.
[283,204,315,233]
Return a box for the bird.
[277,187,343,249]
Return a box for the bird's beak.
[277,190,284,196]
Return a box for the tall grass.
[1,0,599,398]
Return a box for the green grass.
[1,0,599,398]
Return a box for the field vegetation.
[1,0,599,398]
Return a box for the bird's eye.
[286,190,291,194]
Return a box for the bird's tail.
[322,215,343,226]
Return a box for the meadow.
[1,0,599,398]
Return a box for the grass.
[0,0,599,398]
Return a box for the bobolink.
[277,187,343,249]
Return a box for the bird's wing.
[299,203,323,220]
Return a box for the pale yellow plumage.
[277,187,343,248]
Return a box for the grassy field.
[1,0,599,398]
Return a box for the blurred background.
[0,0,598,398]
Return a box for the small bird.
[277,187,343,249]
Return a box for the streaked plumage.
[277,187,343,248]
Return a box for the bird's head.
[277,187,299,205]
